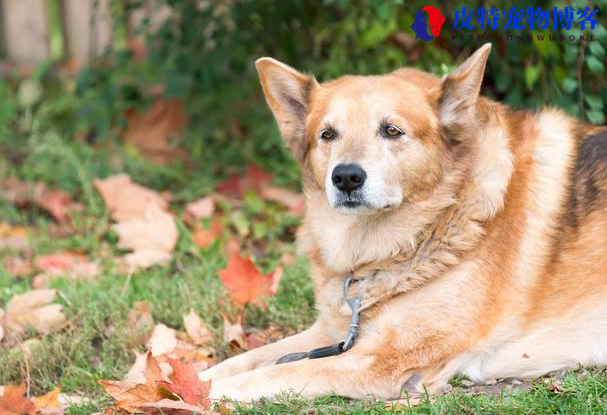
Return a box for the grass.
[2,87,607,415]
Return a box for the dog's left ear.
[255,58,319,163]
[439,43,491,127]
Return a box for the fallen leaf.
[36,189,74,224]
[192,219,223,248]
[0,383,35,415]
[101,353,163,412]
[158,359,211,407]
[260,186,305,214]
[222,315,247,351]
[0,222,30,251]
[101,353,214,414]
[217,164,272,198]
[2,289,66,340]
[184,196,216,222]
[94,174,169,222]
[0,179,79,224]
[218,253,282,307]
[384,396,423,410]
[124,352,149,384]
[2,257,34,278]
[123,99,187,164]
[32,387,61,411]
[182,310,212,346]
[113,204,178,270]
[32,252,100,288]
[146,324,178,357]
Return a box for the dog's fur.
[199,44,607,401]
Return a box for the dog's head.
[256,44,491,215]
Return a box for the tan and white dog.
[200,43,607,401]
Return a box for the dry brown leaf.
[0,383,35,415]
[94,174,169,222]
[2,257,34,278]
[222,315,247,351]
[102,353,215,414]
[101,353,163,412]
[3,289,66,339]
[184,196,216,222]
[384,396,423,410]
[182,309,212,346]
[0,179,79,224]
[124,352,149,384]
[113,204,178,270]
[146,323,178,357]
[123,99,187,164]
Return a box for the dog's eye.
[383,124,404,138]
[320,129,337,141]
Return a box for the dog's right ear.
[255,58,319,163]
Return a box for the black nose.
[331,164,367,193]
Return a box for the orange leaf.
[192,219,223,248]
[158,359,211,407]
[218,253,282,307]
[0,384,35,415]
[100,353,163,412]
[32,387,61,411]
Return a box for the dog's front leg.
[199,321,332,380]
[208,346,411,402]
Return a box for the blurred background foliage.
[0,0,606,197]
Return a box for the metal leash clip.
[341,275,362,352]
[275,274,363,364]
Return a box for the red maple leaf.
[218,253,282,307]
[159,359,211,407]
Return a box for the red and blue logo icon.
[411,6,446,41]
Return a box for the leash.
[276,275,362,364]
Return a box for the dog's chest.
[307,213,413,273]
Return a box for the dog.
[199,43,607,402]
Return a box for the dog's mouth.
[333,192,372,212]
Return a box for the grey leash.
[276,275,362,364]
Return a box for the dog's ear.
[439,43,491,128]
[255,58,319,163]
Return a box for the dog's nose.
[331,164,366,193]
